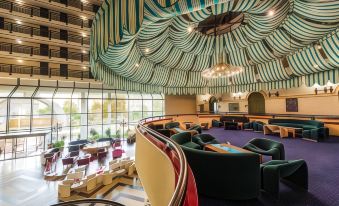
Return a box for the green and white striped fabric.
[305,69,339,87]
[90,0,339,95]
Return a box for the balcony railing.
[1,21,89,45]
[0,42,90,62]
[0,63,91,79]
[51,199,125,206]
[49,0,94,12]
[0,0,92,28]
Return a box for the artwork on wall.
[286,98,298,112]
[229,103,240,112]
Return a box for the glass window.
[128,92,142,99]
[129,100,142,111]
[152,93,163,99]
[143,100,152,111]
[103,90,116,99]
[72,88,89,99]
[142,94,152,99]
[32,115,51,130]
[35,87,56,98]
[33,99,52,115]
[153,100,164,111]
[10,99,31,115]
[116,91,127,99]
[54,88,73,98]
[11,86,36,97]
[9,115,30,131]
[117,99,127,112]
[88,89,102,99]
[0,99,7,116]
[0,85,15,97]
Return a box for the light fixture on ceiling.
[80,16,87,20]
[16,20,22,24]
[145,48,150,53]
[135,63,140,67]
[82,66,86,70]
[82,50,87,54]
[81,33,87,37]
[317,45,321,49]
[202,15,243,79]
[16,39,22,44]
[17,59,23,63]
[15,0,23,5]
[268,10,275,16]
[187,26,193,33]
[314,64,319,68]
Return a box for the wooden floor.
[0,142,146,206]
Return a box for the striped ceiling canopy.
[90,0,339,95]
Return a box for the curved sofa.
[181,146,260,200]
[268,119,329,141]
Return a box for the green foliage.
[63,100,79,114]
[115,129,121,139]
[38,105,52,114]
[53,140,65,148]
[90,128,98,137]
[105,128,111,137]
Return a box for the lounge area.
[0,0,338,205]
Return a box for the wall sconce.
[268,91,279,97]
[315,86,334,95]
[233,92,242,100]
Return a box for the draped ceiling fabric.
[90,0,339,95]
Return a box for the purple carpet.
[199,128,339,206]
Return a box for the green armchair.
[165,121,180,129]
[188,124,202,134]
[243,138,285,160]
[192,134,219,147]
[182,146,261,200]
[261,160,308,199]
[171,132,201,149]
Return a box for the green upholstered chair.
[192,134,219,147]
[181,146,261,200]
[165,121,180,129]
[261,160,308,199]
[171,132,201,149]
[253,121,265,132]
[244,122,253,130]
[243,138,285,160]
[188,124,202,134]
[212,119,222,127]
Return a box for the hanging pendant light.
[202,15,243,79]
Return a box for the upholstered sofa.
[212,119,223,127]
[182,146,261,200]
[171,132,201,149]
[244,121,265,132]
[147,123,171,137]
[192,134,220,147]
[221,116,249,130]
[268,119,329,141]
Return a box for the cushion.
[182,142,201,150]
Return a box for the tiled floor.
[0,141,145,206]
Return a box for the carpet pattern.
[199,128,339,206]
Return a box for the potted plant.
[52,140,65,152]
[105,128,111,138]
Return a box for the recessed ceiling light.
[16,39,22,44]
[16,20,22,24]
[145,48,150,53]
[268,10,274,16]
[17,59,23,63]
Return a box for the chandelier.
[202,55,243,78]
[200,15,243,79]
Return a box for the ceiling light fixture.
[187,26,193,33]
[16,39,22,44]
[268,10,275,16]
[82,50,86,54]
[16,20,22,24]
[82,66,86,70]
[145,48,150,53]
[202,15,243,79]
[17,59,23,63]
[81,33,87,37]
[135,63,140,67]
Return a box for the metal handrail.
[137,116,188,206]
[0,0,91,28]
[51,199,125,206]
[50,0,93,12]
[2,21,90,45]
[0,63,91,79]
[0,42,89,62]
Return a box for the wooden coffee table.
[279,126,303,138]
[205,143,262,162]
[205,143,252,154]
